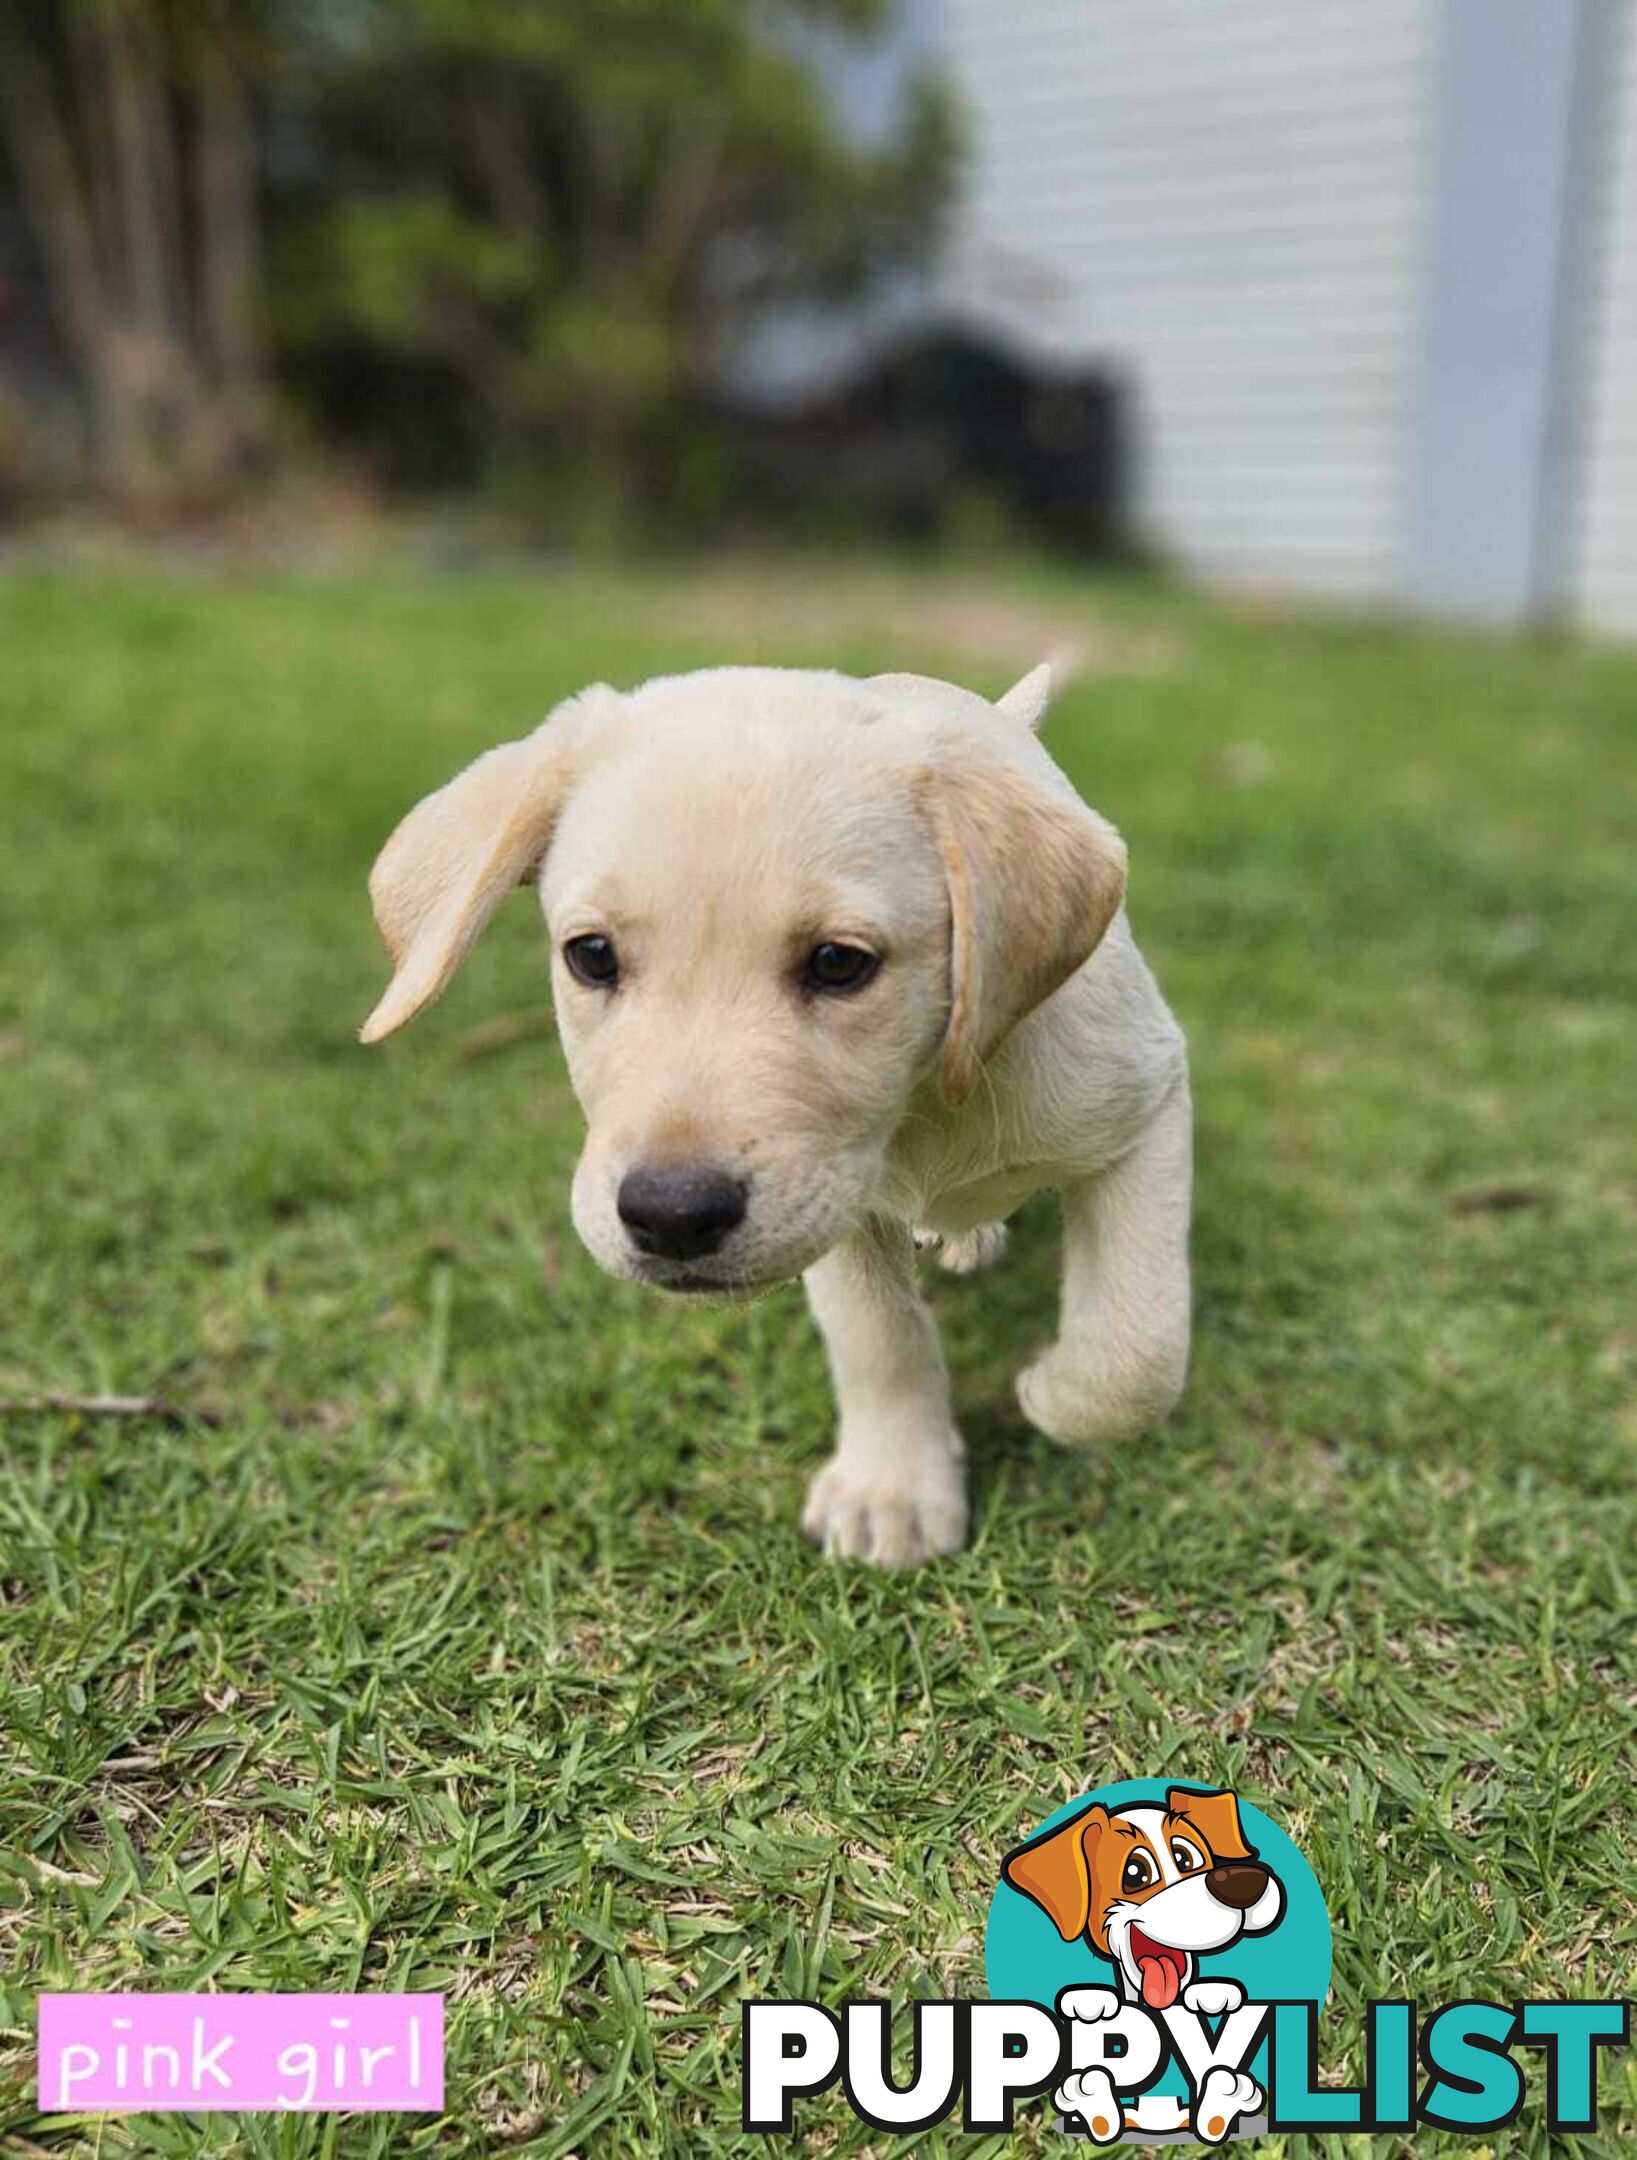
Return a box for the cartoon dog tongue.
[1138,1948,1181,2009]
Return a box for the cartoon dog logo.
[1002,1784,1286,2142]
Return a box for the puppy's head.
[360,664,1124,1296]
[1002,1787,1286,2009]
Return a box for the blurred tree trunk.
[0,0,271,513]
[195,25,268,451]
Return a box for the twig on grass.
[0,1391,222,1427]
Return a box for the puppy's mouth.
[634,1262,779,1303]
[1127,1926,1192,2010]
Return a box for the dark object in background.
[721,330,1127,550]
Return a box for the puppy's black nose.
[1206,1863,1270,1911]
[617,1164,748,1261]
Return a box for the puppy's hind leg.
[913,1221,1010,1275]
[1017,1081,1191,1446]
[803,1217,968,1567]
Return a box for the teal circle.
[984,1780,1331,2103]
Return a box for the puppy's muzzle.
[617,1163,749,1262]
[1205,1863,1270,1911]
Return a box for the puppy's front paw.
[1016,1342,1185,1448]
[801,1449,967,1568]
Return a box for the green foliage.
[273,0,954,525]
[323,196,549,346]
[2,557,1636,2154]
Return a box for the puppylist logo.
[995,1780,1301,2141]
[743,1779,1630,2142]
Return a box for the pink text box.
[38,1993,443,2113]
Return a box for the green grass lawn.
[1,555,1635,2157]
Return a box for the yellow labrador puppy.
[361,663,1190,1566]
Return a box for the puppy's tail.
[996,646,1085,731]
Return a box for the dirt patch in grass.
[659,566,1185,681]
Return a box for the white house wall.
[938,0,1437,597]
[1572,0,1637,632]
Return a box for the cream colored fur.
[363,661,1191,1567]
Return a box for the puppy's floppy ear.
[1001,1803,1108,1942]
[360,686,612,1045]
[1165,1785,1256,1863]
[930,735,1126,1105]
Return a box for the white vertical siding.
[939,0,1436,598]
[1570,0,1637,632]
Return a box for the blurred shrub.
[272,0,954,535]
[0,0,949,529]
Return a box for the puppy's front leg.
[801,1217,968,1568]
[1018,1079,1192,1446]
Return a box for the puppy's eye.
[1121,1852,1155,1894]
[1171,1840,1201,1874]
[803,942,879,994]
[563,934,619,988]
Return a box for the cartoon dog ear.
[1001,1804,1109,1942]
[928,738,1126,1106]
[360,686,614,1045]
[1165,1786,1256,1864]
